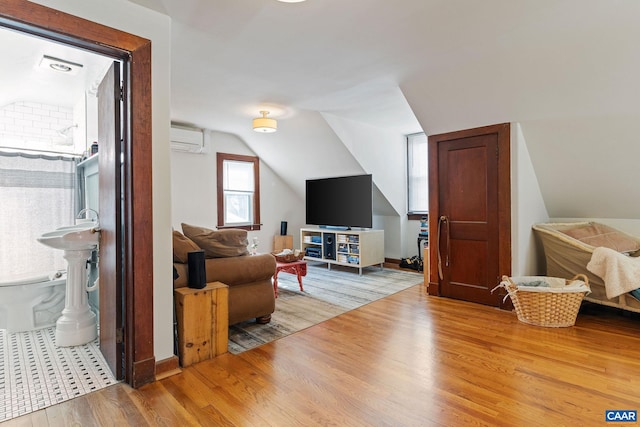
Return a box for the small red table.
[273,260,307,297]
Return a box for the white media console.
[300,228,384,275]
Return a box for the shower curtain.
[0,151,77,281]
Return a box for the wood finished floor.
[6,281,640,426]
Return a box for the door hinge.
[116,327,124,344]
[119,86,124,101]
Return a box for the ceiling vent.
[170,126,204,153]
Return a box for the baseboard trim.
[384,257,401,266]
[428,281,440,295]
[131,357,156,388]
[155,355,181,380]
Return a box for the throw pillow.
[562,223,640,254]
[173,230,201,263]
[181,223,249,258]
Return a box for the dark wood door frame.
[0,0,155,387]
[427,123,512,308]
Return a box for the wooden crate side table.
[174,281,229,367]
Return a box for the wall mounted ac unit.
[170,126,204,153]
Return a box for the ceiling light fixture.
[253,111,277,133]
[39,55,83,75]
[277,0,307,2]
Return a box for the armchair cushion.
[182,223,249,258]
[173,230,201,263]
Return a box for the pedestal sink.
[37,224,100,347]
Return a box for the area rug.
[228,263,423,354]
[0,326,116,422]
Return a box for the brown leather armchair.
[173,226,276,325]
[173,253,276,325]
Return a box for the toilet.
[0,272,67,333]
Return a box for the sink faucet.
[76,208,99,224]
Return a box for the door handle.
[437,215,450,280]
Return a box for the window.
[216,153,261,230]
[407,132,428,219]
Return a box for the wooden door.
[428,123,511,307]
[98,62,124,379]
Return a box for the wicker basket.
[496,274,590,327]
[272,251,305,263]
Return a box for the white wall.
[0,101,74,152]
[322,113,423,259]
[510,123,549,276]
[322,113,406,215]
[171,130,306,253]
[521,117,640,220]
[404,219,426,259]
[37,0,174,362]
[218,109,424,261]
[510,124,640,277]
[170,131,217,229]
[85,92,99,150]
[400,1,640,246]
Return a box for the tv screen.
[305,174,373,229]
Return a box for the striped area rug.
[228,263,423,354]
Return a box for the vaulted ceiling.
[134,0,639,220]
[3,0,638,220]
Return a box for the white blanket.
[587,247,640,299]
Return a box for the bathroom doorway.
[0,0,154,390]
[0,26,115,282]
[0,28,121,420]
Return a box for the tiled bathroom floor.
[0,326,116,422]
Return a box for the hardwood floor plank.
[193,353,351,427]
[138,381,209,426]
[42,394,97,427]
[2,409,49,427]
[187,361,279,426]
[83,384,148,426]
[161,372,235,426]
[7,283,640,426]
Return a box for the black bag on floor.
[400,255,423,271]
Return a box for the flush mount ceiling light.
[39,55,83,75]
[253,111,277,133]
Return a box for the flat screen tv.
[305,174,373,229]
